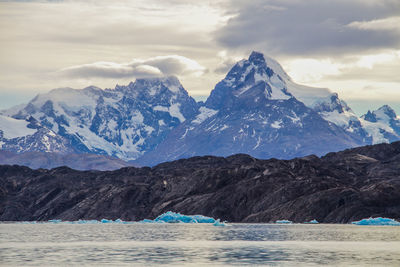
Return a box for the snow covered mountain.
[3,76,198,160]
[136,52,366,165]
[360,105,400,143]
[0,115,73,153]
[1,51,399,166]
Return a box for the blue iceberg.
[154,211,217,224]
[275,219,293,224]
[351,217,400,226]
[48,219,62,223]
[304,219,319,224]
[142,211,227,226]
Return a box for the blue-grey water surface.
[1,223,400,266]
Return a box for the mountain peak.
[119,75,185,97]
[248,51,266,65]
[135,75,180,85]
[377,105,396,118]
[363,105,398,123]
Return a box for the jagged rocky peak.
[116,76,188,98]
[312,93,353,114]
[362,110,377,122]
[360,104,400,144]
[248,51,267,66]
[205,51,292,110]
[248,51,291,81]
[222,51,289,87]
[376,105,397,119]
[362,105,398,122]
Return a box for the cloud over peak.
[59,55,206,79]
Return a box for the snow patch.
[320,110,356,128]
[33,87,98,113]
[219,124,229,132]
[360,119,391,144]
[144,125,155,134]
[268,86,291,100]
[153,106,169,112]
[0,115,37,139]
[192,107,218,125]
[154,104,185,122]
[254,72,268,82]
[234,85,252,96]
[271,120,282,129]
[169,103,185,122]
[253,136,262,150]
[285,80,332,107]
[131,111,144,125]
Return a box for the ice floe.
[275,220,293,224]
[351,217,400,226]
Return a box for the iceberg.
[48,219,62,223]
[153,211,218,224]
[351,217,400,226]
[304,219,319,224]
[141,211,228,226]
[212,219,226,227]
[275,220,293,224]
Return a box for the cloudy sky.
[0,0,399,115]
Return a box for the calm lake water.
[1,223,399,266]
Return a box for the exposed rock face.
[1,141,399,223]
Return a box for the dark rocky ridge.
[1,141,399,223]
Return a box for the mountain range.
[1,51,399,167]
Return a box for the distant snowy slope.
[361,105,400,143]
[0,115,37,139]
[0,115,73,153]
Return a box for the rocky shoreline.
[1,141,399,223]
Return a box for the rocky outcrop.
[0,141,399,223]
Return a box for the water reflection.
[1,223,400,266]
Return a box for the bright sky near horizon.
[0,0,399,115]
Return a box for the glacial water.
[1,223,400,266]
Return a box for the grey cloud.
[362,85,380,91]
[214,58,238,74]
[216,0,400,56]
[325,63,400,83]
[59,55,206,79]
